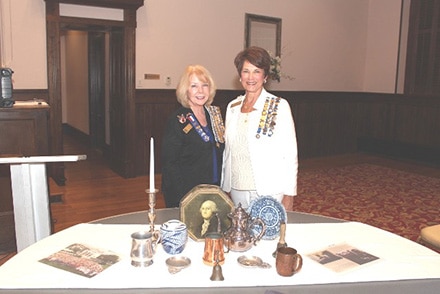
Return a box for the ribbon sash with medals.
[255,97,281,138]
[186,113,210,142]
[176,106,225,145]
[206,106,225,146]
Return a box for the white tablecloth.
[0,222,439,289]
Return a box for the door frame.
[88,31,107,151]
[44,0,143,183]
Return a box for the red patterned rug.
[295,164,440,242]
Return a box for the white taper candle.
[149,137,155,191]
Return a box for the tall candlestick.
[149,137,155,192]
[147,137,157,235]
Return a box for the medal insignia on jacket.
[183,124,192,134]
[231,101,241,108]
[177,114,186,124]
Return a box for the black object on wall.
[0,68,14,108]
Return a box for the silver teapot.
[223,203,266,252]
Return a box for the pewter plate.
[237,255,271,269]
[165,256,191,274]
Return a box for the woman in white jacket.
[221,46,298,210]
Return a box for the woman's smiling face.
[240,60,266,94]
[187,74,210,107]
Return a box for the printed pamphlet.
[307,243,379,273]
[39,243,121,278]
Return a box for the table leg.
[10,163,51,252]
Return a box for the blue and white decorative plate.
[247,196,287,240]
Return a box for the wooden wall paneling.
[130,90,440,177]
[336,99,359,154]
[214,90,242,115]
[11,90,49,102]
[135,89,178,175]
[0,108,49,156]
[423,105,440,147]
[307,101,333,157]
[356,94,440,165]
[45,2,66,185]
[8,89,437,178]
[149,102,179,175]
[108,28,125,176]
[286,93,359,159]
[394,103,422,144]
[327,100,357,155]
[134,102,166,176]
[396,102,440,146]
[120,8,138,178]
[134,103,148,176]
[357,99,394,141]
[294,105,309,158]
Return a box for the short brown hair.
[176,65,217,108]
[234,46,271,77]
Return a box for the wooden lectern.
[0,155,86,252]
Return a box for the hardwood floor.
[1,134,439,266]
[49,134,167,233]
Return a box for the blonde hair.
[176,65,217,108]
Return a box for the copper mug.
[203,232,226,265]
[275,247,303,277]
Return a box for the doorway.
[45,1,143,184]
[61,29,110,155]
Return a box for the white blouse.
[231,112,256,190]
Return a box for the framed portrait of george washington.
[179,184,234,242]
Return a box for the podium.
[0,155,86,252]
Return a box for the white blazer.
[221,89,298,197]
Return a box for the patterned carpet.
[294,164,440,242]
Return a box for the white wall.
[0,0,47,89]
[136,0,372,91]
[1,0,405,93]
[63,31,89,134]
[363,0,402,93]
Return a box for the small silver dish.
[165,256,191,274]
[237,255,271,269]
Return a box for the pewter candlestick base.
[146,189,159,235]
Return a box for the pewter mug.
[130,231,159,267]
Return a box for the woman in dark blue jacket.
[161,65,224,208]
